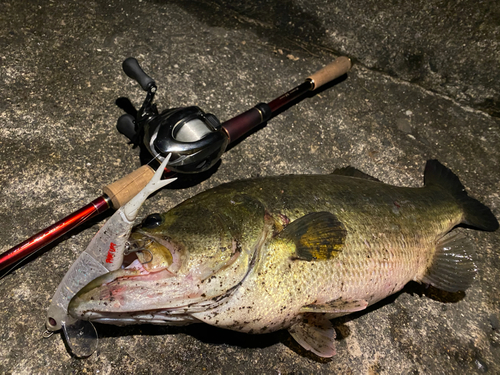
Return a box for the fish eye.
[142,213,163,229]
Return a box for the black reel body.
[117,58,228,174]
[144,106,228,173]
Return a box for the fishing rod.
[0,56,351,273]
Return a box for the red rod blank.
[0,196,110,272]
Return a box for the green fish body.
[69,160,498,357]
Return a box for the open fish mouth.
[122,231,183,275]
[68,229,259,324]
[67,232,192,323]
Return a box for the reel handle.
[122,57,156,91]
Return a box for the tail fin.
[424,160,499,231]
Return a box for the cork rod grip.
[307,56,352,90]
[102,165,155,208]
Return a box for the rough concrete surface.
[0,0,499,374]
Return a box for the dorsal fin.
[332,166,381,182]
[279,212,346,261]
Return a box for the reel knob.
[116,114,137,142]
[122,58,156,91]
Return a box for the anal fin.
[421,231,476,292]
[288,314,336,358]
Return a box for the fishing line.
[0,250,42,282]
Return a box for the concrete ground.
[1,0,499,373]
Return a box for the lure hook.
[42,328,54,339]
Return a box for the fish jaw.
[125,231,180,274]
[68,266,206,323]
[68,232,197,320]
[68,230,263,324]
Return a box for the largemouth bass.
[69,160,498,357]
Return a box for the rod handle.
[307,56,352,90]
[102,165,155,208]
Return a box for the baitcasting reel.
[116,56,352,175]
[117,57,229,173]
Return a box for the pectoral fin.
[288,314,336,358]
[300,298,368,316]
[280,212,346,261]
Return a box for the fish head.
[68,193,268,324]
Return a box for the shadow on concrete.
[158,0,338,57]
